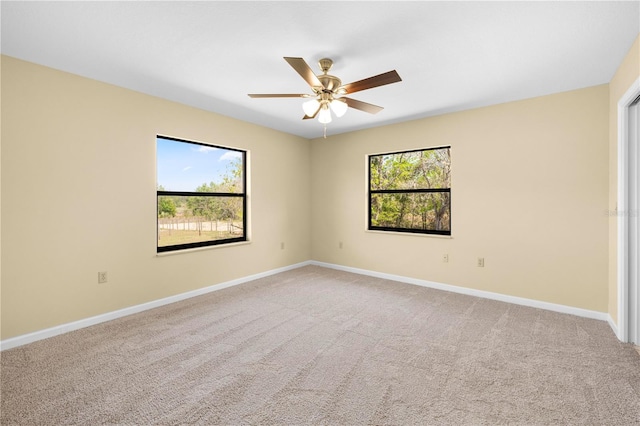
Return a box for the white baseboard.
[0,261,312,351]
[310,261,611,323]
[1,259,616,351]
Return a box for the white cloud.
[182,166,192,172]
[196,146,218,153]
[220,151,242,161]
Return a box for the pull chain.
[323,124,327,139]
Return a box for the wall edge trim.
[616,74,640,343]
[608,314,620,339]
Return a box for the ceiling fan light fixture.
[302,98,320,116]
[249,56,402,131]
[318,104,332,124]
[330,98,348,117]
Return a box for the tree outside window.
[369,146,451,235]
[156,136,247,252]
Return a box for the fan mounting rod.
[315,58,343,94]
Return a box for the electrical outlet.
[477,258,485,267]
[443,254,449,263]
[98,271,108,284]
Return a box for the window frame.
[156,135,247,253]
[367,146,451,236]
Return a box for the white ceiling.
[2,1,639,140]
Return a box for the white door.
[629,98,640,345]
[619,79,640,345]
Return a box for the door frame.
[617,76,640,343]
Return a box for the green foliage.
[371,149,450,190]
[370,148,451,231]
[158,196,176,218]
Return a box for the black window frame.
[156,135,247,253]
[368,146,451,236]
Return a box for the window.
[156,136,247,252]
[368,146,451,235]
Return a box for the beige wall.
[0,51,621,341]
[1,56,311,340]
[311,85,610,312]
[608,35,640,325]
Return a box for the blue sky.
[157,137,242,191]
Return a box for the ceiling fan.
[248,57,402,126]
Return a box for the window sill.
[365,230,453,239]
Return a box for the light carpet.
[2,265,639,425]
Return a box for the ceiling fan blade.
[343,97,384,114]
[284,57,324,90]
[341,70,402,95]
[248,93,310,98]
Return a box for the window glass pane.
[158,195,244,248]
[370,148,450,190]
[157,137,243,192]
[156,136,246,252]
[370,192,450,232]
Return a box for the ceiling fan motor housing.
[318,74,342,93]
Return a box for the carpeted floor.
[1,265,639,425]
